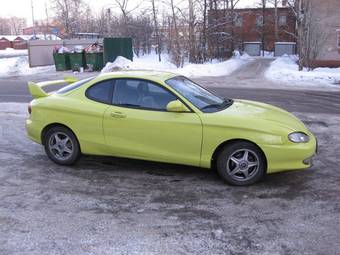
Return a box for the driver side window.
[112,79,177,111]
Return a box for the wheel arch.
[41,123,80,151]
[211,138,268,172]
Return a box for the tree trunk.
[170,0,182,67]
[202,0,208,62]
[274,0,279,41]
[262,0,266,56]
[151,0,162,62]
[188,0,195,62]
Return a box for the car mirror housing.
[166,100,190,113]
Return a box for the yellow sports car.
[26,71,317,185]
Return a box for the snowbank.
[0,48,28,58]
[265,55,340,86]
[0,102,27,117]
[102,52,253,77]
[0,56,55,77]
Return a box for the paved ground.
[0,60,340,254]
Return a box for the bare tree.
[168,0,183,67]
[52,0,88,38]
[301,0,327,70]
[270,0,280,41]
[151,0,162,61]
[113,0,144,36]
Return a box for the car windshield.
[57,77,95,94]
[165,76,232,112]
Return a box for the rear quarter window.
[86,79,114,104]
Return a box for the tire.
[216,141,266,186]
[43,126,80,165]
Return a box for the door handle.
[110,112,126,118]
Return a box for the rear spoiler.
[28,76,78,99]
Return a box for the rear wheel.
[216,141,266,186]
[43,126,80,165]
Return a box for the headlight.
[288,132,309,143]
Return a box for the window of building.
[278,15,287,26]
[235,15,243,27]
[256,16,264,27]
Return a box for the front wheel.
[216,141,266,186]
[43,126,80,165]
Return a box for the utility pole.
[31,0,36,38]
[107,8,112,37]
[45,2,49,39]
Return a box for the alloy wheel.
[226,149,259,181]
[48,132,74,161]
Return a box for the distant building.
[22,19,64,38]
[0,34,61,50]
[0,36,13,50]
[208,7,296,57]
[308,0,340,67]
[0,35,28,50]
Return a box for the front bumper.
[262,133,317,174]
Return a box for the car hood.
[217,99,307,132]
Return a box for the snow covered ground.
[102,52,254,77]
[0,48,28,58]
[0,55,55,77]
[265,55,340,87]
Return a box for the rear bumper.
[26,119,43,144]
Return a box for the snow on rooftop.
[275,42,296,45]
[0,34,61,41]
[0,35,18,41]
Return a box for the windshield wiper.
[201,99,233,111]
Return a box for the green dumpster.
[69,53,86,71]
[103,38,133,64]
[85,52,103,71]
[53,53,71,71]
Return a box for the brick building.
[0,35,29,50]
[308,0,340,67]
[208,7,296,56]
[0,36,13,50]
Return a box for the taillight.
[28,105,32,114]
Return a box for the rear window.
[57,77,94,94]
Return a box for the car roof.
[97,70,179,82]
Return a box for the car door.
[103,78,203,166]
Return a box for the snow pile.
[177,53,253,77]
[102,52,253,77]
[0,48,28,58]
[265,55,340,86]
[101,56,135,72]
[0,102,27,117]
[0,56,55,77]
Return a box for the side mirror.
[166,100,190,112]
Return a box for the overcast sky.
[0,0,259,26]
